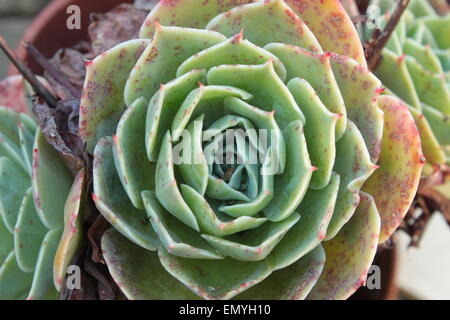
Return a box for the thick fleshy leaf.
[408,105,446,165]
[177,33,287,80]
[0,216,13,266]
[125,25,226,105]
[0,157,29,232]
[32,129,72,230]
[266,44,347,140]
[307,192,380,300]
[263,120,313,221]
[330,53,384,163]
[267,173,340,270]
[176,116,208,196]
[363,96,424,243]
[326,121,376,239]
[235,245,325,300]
[158,246,272,300]
[14,188,47,273]
[142,190,223,259]
[146,69,207,161]
[53,169,85,291]
[288,78,338,189]
[180,184,267,237]
[80,39,150,153]
[0,251,33,299]
[155,132,199,231]
[17,119,35,175]
[207,61,305,128]
[285,0,366,66]
[201,213,300,261]
[139,0,255,38]
[206,0,322,52]
[113,97,155,209]
[171,85,253,142]
[93,137,159,251]
[27,230,61,300]
[102,228,199,300]
[422,103,450,146]
[375,49,422,110]
[406,56,450,115]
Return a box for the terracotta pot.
[350,245,399,300]
[9,0,133,75]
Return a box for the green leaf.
[287,78,337,190]
[0,156,29,232]
[142,190,223,260]
[146,69,207,161]
[206,0,322,53]
[180,184,267,237]
[102,228,200,300]
[330,53,383,163]
[266,44,346,140]
[207,59,305,128]
[234,245,325,300]
[14,188,47,273]
[125,25,226,105]
[0,251,32,299]
[93,138,159,251]
[80,39,150,153]
[326,121,376,239]
[113,97,155,209]
[139,0,255,39]
[201,213,299,261]
[158,246,272,300]
[307,192,380,300]
[32,129,72,230]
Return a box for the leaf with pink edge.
[363,95,424,243]
[53,169,85,291]
[284,0,367,66]
[307,192,380,300]
[80,39,150,154]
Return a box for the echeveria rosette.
[0,79,84,300]
[368,0,450,164]
[81,0,423,300]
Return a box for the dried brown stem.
[24,42,82,99]
[367,0,411,71]
[0,36,58,108]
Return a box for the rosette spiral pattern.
[81,0,424,300]
[368,0,450,164]
[0,77,83,300]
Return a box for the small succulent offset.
[0,77,84,300]
[368,0,450,165]
[80,0,423,300]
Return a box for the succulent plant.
[367,0,450,165]
[0,77,84,300]
[80,0,423,300]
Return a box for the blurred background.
[0,0,449,300]
[0,0,49,77]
